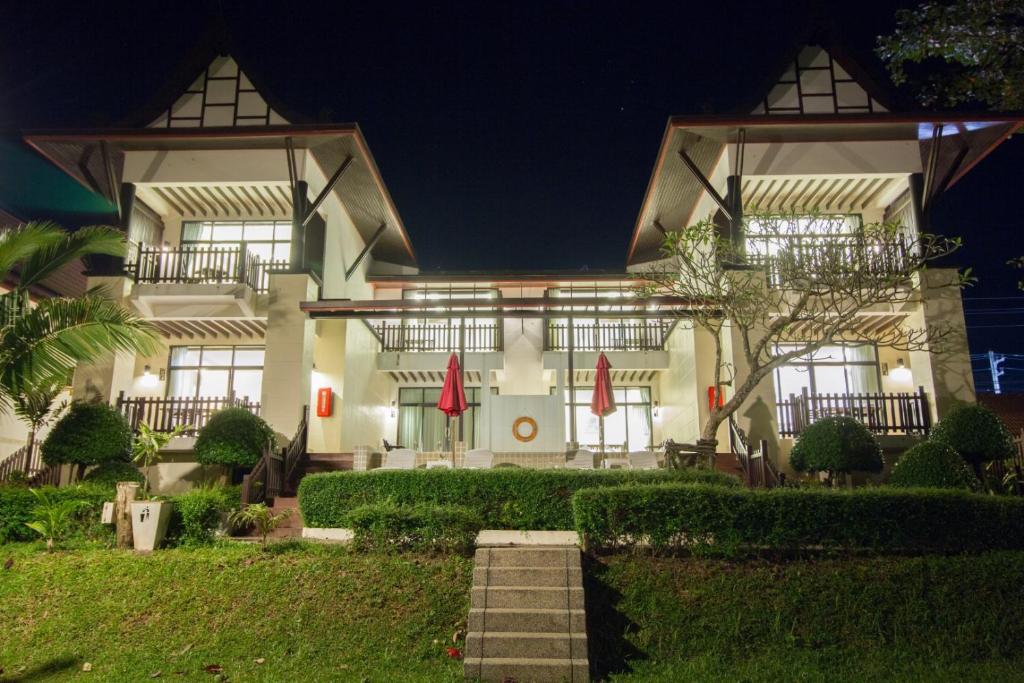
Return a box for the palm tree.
[0,222,159,445]
[11,375,68,471]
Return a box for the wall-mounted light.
[890,358,912,383]
[653,400,660,418]
[140,364,160,389]
[390,400,397,418]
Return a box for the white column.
[261,273,318,440]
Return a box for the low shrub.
[345,503,483,554]
[890,441,979,490]
[572,483,1024,555]
[931,403,1015,475]
[299,468,739,530]
[0,484,110,544]
[41,402,132,470]
[167,486,240,546]
[83,461,144,489]
[194,408,275,469]
[789,416,884,482]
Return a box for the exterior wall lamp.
[390,400,396,418]
[890,358,912,383]
[653,400,660,418]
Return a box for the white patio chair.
[628,450,660,470]
[379,448,416,470]
[565,449,596,470]
[463,449,495,469]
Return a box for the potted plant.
[129,421,187,551]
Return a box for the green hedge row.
[0,484,111,544]
[167,486,241,546]
[573,483,1024,554]
[299,468,739,530]
[345,503,483,554]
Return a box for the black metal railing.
[747,235,911,288]
[127,243,288,294]
[545,321,669,351]
[777,386,930,437]
[116,392,261,435]
[375,322,502,352]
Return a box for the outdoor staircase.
[465,546,589,682]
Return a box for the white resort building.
[4,39,1021,492]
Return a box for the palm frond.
[0,222,65,283]
[17,225,127,288]
[0,295,160,396]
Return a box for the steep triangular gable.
[751,45,888,116]
[148,55,289,128]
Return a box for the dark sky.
[1,0,1022,385]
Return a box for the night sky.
[1,1,1021,387]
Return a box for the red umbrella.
[437,353,468,463]
[591,353,617,454]
[437,353,468,417]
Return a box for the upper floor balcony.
[126,242,289,294]
[373,321,503,353]
[545,320,670,352]
[746,234,913,289]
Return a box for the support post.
[908,172,928,232]
[345,222,388,280]
[725,174,743,250]
[568,314,576,447]
[677,149,731,222]
[304,155,353,226]
[459,317,466,443]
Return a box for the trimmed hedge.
[790,416,883,478]
[573,483,1024,554]
[194,408,274,469]
[168,486,241,546]
[890,441,979,490]
[932,403,1015,471]
[299,468,739,530]
[345,503,483,554]
[0,484,111,544]
[41,402,132,468]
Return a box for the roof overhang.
[367,270,636,287]
[23,124,417,267]
[628,112,1024,265]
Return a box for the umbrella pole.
[599,415,605,457]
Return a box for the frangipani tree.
[639,214,965,448]
[0,222,159,444]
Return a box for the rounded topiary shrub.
[83,461,145,489]
[931,404,1015,475]
[890,441,978,490]
[41,402,132,468]
[789,416,883,483]
[194,408,274,469]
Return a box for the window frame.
[166,345,266,402]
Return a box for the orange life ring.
[512,416,538,443]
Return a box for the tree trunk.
[115,482,140,549]
[22,428,36,472]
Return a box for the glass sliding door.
[396,387,482,450]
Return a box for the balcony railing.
[747,235,911,288]
[116,392,262,435]
[375,322,502,352]
[546,321,669,352]
[127,243,289,294]
[777,386,930,437]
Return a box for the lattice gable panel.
[752,46,887,116]
[149,56,289,129]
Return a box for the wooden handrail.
[116,393,262,435]
[728,416,781,488]
[777,387,930,437]
[747,235,912,288]
[127,244,288,294]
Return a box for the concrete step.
[472,586,584,610]
[466,632,587,660]
[464,657,589,682]
[474,566,581,588]
[477,547,580,568]
[468,608,585,634]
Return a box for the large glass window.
[396,387,482,451]
[376,288,500,352]
[774,343,881,401]
[745,215,862,261]
[181,220,292,264]
[546,286,666,351]
[562,387,653,452]
[167,346,265,401]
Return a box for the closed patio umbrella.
[591,352,617,455]
[437,353,468,464]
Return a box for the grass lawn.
[0,541,472,682]
[587,551,1024,682]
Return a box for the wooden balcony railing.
[116,392,261,435]
[375,322,502,352]
[127,243,288,293]
[0,440,58,486]
[747,235,912,288]
[545,321,669,352]
[777,386,930,437]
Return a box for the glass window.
[774,343,880,401]
[181,220,292,268]
[563,386,652,451]
[397,386,481,450]
[166,345,265,401]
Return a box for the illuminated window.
[166,346,265,402]
[396,387,482,450]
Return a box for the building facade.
[7,43,1022,489]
